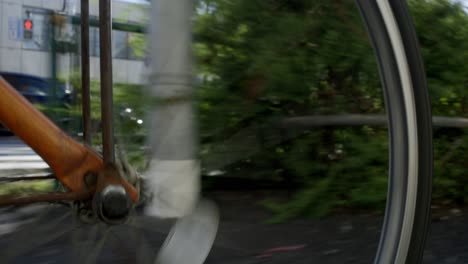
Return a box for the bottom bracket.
[93,185,132,224]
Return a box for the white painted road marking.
[0,137,50,176]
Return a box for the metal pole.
[147,6,219,261]
[81,0,91,145]
[99,0,114,164]
[145,0,202,219]
[49,16,58,123]
[149,0,196,160]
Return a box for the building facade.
[0,0,148,84]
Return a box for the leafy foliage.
[51,0,468,221]
[191,0,468,220]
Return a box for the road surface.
[0,136,49,177]
[0,192,466,263]
[0,137,466,263]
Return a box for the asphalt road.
[0,192,466,264]
[0,136,466,263]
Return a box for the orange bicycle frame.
[0,77,138,203]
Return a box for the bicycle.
[0,0,431,263]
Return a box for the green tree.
[121,0,468,219]
[193,0,389,219]
[410,0,468,115]
[193,0,468,219]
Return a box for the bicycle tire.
[356,0,432,263]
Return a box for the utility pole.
[146,0,202,219]
[147,3,219,264]
[149,0,196,160]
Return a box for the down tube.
[0,77,103,192]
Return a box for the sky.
[455,0,468,8]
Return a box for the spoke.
[2,206,75,263]
[127,215,174,235]
[70,215,100,264]
[128,215,255,259]
[110,225,157,264]
[83,225,111,264]
[99,0,115,164]
[134,230,156,264]
[6,205,71,238]
[0,191,92,206]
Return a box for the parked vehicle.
[0,72,73,134]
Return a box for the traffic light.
[23,19,33,40]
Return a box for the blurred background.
[0,0,468,263]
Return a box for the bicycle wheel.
[356,0,432,263]
[187,0,432,264]
[0,0,432,263]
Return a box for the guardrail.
[277,115,468,128]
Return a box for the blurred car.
[0,72,73,135]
